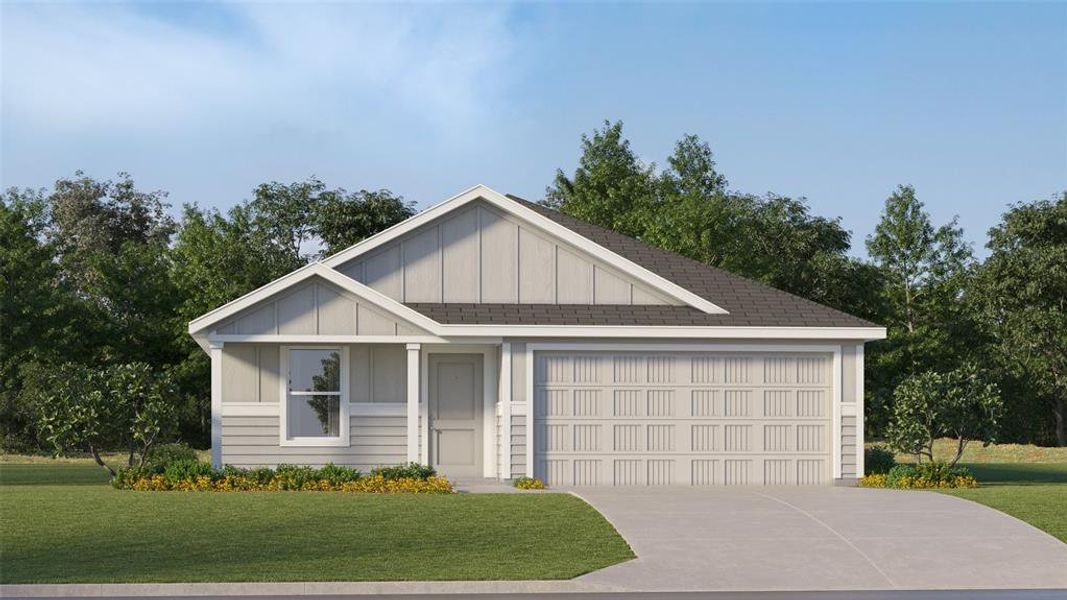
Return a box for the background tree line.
[1,120,1064,451]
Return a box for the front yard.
[0,463,634,584]
[892,439,1067,544]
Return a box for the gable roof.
[322,184,726,315]
[400,194,877,329]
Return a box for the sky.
[2,1,1065,259]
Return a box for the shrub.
[513,477,545,490]
[163,459,219,484]
[861,462,978,489]
[864,445,896,475]
[144,443,198,473]
[371,463,436,481]
[113,463,453,494]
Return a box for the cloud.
[1,3,517,139]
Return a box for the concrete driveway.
[572,487,1067,592]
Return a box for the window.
[282,347,349,446]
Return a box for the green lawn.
[876,439,1067,545]
[940,462,1067,544]
[0,463,634,584]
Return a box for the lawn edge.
[0,580,627,597]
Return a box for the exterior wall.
[840,415,858,479]
[221,344,280,403]
[511,414,527,478]
[221,415,406,468]
[213,277,426,336]
[218,342,409,469]
[335,201,678,306]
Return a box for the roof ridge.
[503,193,876,328]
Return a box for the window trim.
[279,345,350,447]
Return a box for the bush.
[861,462,978,489]
[864,445,896,475]
[144,443,198,473]
[513,477,545,490]
[163,459,219,484]
[112,461,452,494]
[371,463,436,481]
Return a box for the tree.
[975,194,1067,446]
[27,362,177,478]
[315,189,414,256]
[865,185,980,434]
[0,190,91,450]
[886,364,1002,465]
[546,121,884,321]
[544,120,658,238]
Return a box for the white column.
[832,347,843,480]
[855,345,866,477]
[406,344,421,463]
[210,341,224,468]
[525,346,535,479]
[499,343,512,480]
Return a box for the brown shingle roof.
[405,194,877,329]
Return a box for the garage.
[533,351,835,486]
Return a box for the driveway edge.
[0,581,626,597]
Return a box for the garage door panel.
[534,351,834,487]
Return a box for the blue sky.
[2,2,1065,258]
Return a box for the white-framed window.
[280,346,350,447]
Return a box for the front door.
[428,353,483,479]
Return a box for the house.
[188,185,885,486]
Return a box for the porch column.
[855,345,865,477]
[406,343,421,463]
[499,343,512,479]
[209,341,224,468]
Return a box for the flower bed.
[860,462,978,489]
[113,461,453,493]
[513,477,545,490]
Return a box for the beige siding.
[221,344,279,403]
[221,415,406,469]
[841,415,858,478]
[842,345,857,403]
[334,201,678,306]
[349,345,407,403]
[213,276,427,337]
[511,414,527,478]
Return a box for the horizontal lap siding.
[511,415,527,478]
[840,415,857,479]
[221,415,406,469]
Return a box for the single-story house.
[189,185,885,486]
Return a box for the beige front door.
[428,353,483,479]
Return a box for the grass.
[0,463,634,584]
[871,439,1067,545]
[940,463,1067,544]
[885,438,1067,464]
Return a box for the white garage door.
[533,351,834,486]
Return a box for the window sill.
[279,437,350,448]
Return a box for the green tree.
[0,191,86,450]
[865,185,979,434]
[547,121,884,320]
[975,194,1067,446]
[544,120,658,238]
[315,189,414,256]
[27,362,177,478]
[886,364,1002,465]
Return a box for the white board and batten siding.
[213,276,427,337]
[515,345,863,486]
[219,342,408,469]
[335,201,679,306]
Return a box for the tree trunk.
[1054,396,1066,447]
[949,437,967,467]
[88,443,117,480]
